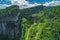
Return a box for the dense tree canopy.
[0,5,60,40]
[20,6,60,40]
[0,5,19,18]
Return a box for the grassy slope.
[20,6,60,40]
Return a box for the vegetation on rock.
[0,5,60,40]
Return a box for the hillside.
[0,5,20,18]
[0,5,60,40]
[20,5,60,40]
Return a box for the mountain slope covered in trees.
[20,5,60,40]
[0,5,60,40]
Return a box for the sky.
[26,0,53,4]
[0,0,60,9]
[0,0,53,4]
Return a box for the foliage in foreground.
[20,6,60,40]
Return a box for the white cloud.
[11,0,29,5]
[43,1,55,6]
[0,0,41,9]
[11,0,41,8]
[20,3,41,8]
[0,4,11,9]
[43,1,60,6]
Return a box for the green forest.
[0,5,60,40]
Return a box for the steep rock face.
[0,5,20,39]
[0,14,20,40]
[0,8,20,40]
[0,22,19,40]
